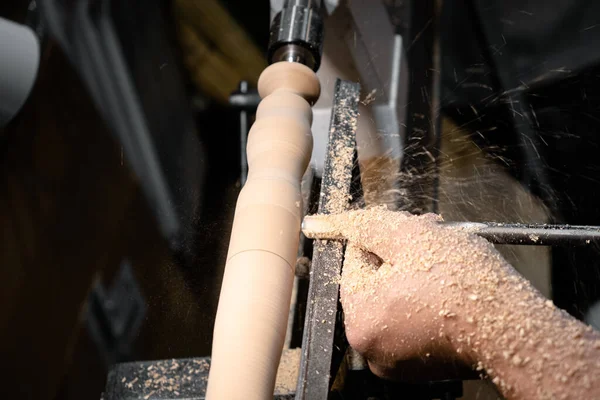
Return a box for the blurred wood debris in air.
[173,0,267,103]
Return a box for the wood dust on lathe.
[274,348,302,395]
[296,116,551,399]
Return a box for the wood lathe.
[209,2,600,399]
[99,1,600,400]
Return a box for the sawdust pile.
[315,206,600,399]
[120,358,209,399]
[274,348,302,395]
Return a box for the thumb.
[302,207,418,263]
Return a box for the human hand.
[304,207,600,399]
[302,207,512,382]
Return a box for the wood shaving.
[120,358,210,399]
[274,348,302,395]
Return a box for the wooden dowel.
[206,61,320,400]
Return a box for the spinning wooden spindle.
[206,61,320,399]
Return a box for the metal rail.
[295,79,360,399]
[444,222,600,246]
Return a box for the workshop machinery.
[6,0,600,397]
[98,0,600,399]
[4,0,600,398]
